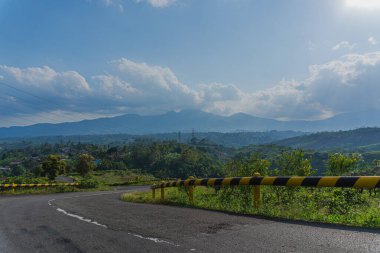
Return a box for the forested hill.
[274,127,380,151]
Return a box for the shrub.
[77,177,99,189]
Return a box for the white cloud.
[0,60,201,120]
[135,0,176,8]
[368,36,378,45]
[92,74,138,99]
[96,0,175,11]
[0,65,95,125]
[99,0,124,12]
[345,0,380,9]
[102,0,113,6]
[332,41,356,51]
[308,41,316,51]
[0,65,91,98]
[199,83,242,101]
[2,52,380,126]
[224,52,380,120]
[93,58,201,113]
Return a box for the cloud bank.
[1,51,380,125]
[233,52,380,120]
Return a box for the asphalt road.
[0,186,379,253]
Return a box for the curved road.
[0,186,379,252]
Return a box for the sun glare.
[346,0,380,9]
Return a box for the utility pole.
[191,128,197,145]
[178,131,182,143]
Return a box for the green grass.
[0,170,155,196]
[0,176,54,184]
[0,186,78,195]
[71,170,156,186]
[121,186,380,229]
[0,185,113,195]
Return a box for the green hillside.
[274,127,380,151]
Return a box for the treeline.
[0,140,222,179]
[0,139,379,181]
[224,150,369,177]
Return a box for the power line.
[0,80,85,123]
[0,80,120,134]
[0,118,27,126]
[0,115,41,126]
[0,81,66,109]
[0,90,69,123]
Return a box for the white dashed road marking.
[48,190,181,248]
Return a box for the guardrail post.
[152,185,156,200]
[188,176,195,205]
[253,173,261,208]
[160,182,165,202]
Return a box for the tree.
[11,165,25,177]
[33,165,43,177]
[372,159,380,167]
[245,153,271,176]
[274,150,313,176]
[326,153,360,176]
[42,155,66,180]
[76,154,95,176]
[224,153,270,177]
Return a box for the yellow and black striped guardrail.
[151,175,380,207]
[152,176,380,189]
[0,182,79,188]
[109,178,178,186]
[127,178,177,184]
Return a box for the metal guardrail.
[151,175,380,207]
[128,178,177,184]
[0,182,79,189]
[109,178,178,186]
[152,176,380,189]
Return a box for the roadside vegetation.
[122,186,379,228]
[122,150,380,228]
[0,169,157,195]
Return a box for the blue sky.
[1,0,380,126]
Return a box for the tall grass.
[121,186,380,228]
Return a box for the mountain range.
[1,109,380,138]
